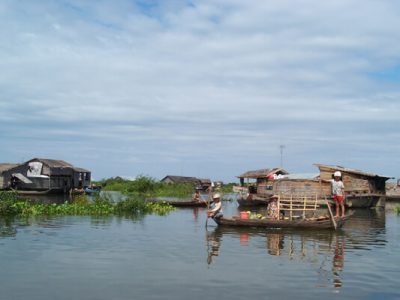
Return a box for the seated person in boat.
[267,195,280,220]
[246,192,253,201]
[207,193,223,219]
[192,190,202,202]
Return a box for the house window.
[265,185,273,191]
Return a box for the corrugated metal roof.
[72,167,90,173]
[29,158,73,168]
[237,168,289,179]
[315,164,392,179]
[282,173,320,180]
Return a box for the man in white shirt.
[207,193,223,219]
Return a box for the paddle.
[325,196,337,230]
[205,184,213,228]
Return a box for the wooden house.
[236,168,289,195]
[0,164,20,189]
[0,158,91,194]
[315,164,391,208]
[262,165,390,207]
[236,164,391,207]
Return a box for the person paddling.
[207,193,223,219]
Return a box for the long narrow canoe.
[213,214,352,230]
[147,198,208,207]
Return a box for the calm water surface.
[1,199,399,300]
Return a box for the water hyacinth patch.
[0,191,174,217]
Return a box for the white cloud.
[1,0,400,180]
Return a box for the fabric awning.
[12,173,33,184]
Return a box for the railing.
[278,193,319,220]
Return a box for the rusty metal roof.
[314,164,392,179]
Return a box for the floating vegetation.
[95,176,236,198]
[96,175,195,198]
[0,191,174,217]
[394,206,400,214]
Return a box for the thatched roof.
[238,168,289,179]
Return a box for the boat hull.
[147,199,208,207]
[214,215,351,230]
[237,199,268,207]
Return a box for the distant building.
[160,175,211,190]
[0,158,91,193]
[237,168,289,193]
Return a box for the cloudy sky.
[1,0,400,182]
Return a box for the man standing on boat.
[331,171,346,218]
[207,193,223,219]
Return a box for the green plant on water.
[0,191,174,217]
[96,176,194,198]
[394,206,400,214]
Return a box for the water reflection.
[0,217,17,238]
[266,232,284,256]
[206,229,221,265]
[205,209,388,290]
[332,235,345,288]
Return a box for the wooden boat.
[237,194,270,207]
[237,198,269,207]
[147,198,208,207]
[12,189,57,195]
[213,214,352,230]
[84,186,102,195]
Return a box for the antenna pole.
[280,145,285,167]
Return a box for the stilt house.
[0,158,91,193]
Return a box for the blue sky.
[1,0,400,182]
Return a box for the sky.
[1,0,400,182]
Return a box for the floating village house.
[236,168,289,194]
[161,175,212,190]
[237,164,391,208]
[0,158,91,194]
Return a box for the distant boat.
[84,186,102,195]
[147,198,208,207]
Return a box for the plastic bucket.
[240,211,249,219]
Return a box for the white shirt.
[331,180,345,196]
[210,201,222,213]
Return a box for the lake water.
[1,198,399,300]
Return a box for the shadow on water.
[205,207,387,289]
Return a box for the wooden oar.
[325,196,337,230]
[205,186,212,228]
